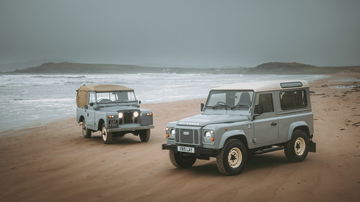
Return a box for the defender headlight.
[118,112,123,119]
[169,129,176,138]
[204,130,215,143]
[133,111,139,118]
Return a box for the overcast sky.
[0,0,359,68]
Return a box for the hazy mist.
[1,0,360,69]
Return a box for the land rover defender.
[76,84,154,144]
[162,80,316,175]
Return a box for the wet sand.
[0,71,360,202]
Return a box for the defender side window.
[258,93,274,113]
[89,92,96,104]
[280,90,307,110]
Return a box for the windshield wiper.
[115,100,129,103]
[211,103,230,109]
[115,100,135,103]
[97,101,112,104]
[230,104,250,110]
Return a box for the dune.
[0,71,359,202]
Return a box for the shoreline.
[0,98,205,136]
[0,98,208,136]
[0,71,357,136]
[0,74,331,133]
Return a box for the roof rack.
[280,81,303,88]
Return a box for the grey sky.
[0,0,359,68]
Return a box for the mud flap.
[309,141,316,152]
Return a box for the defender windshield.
[96,91,137,104]
[206,90,254,110]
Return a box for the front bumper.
[108,124,154,133]
[162,144,220,157]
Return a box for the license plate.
[177,146,195,153]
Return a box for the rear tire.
[216,139,247,175]
[81,121,91,138]
[139,129,150,142]
[101,123,112,144]
[169,150,196,168]
[284,130,309,162]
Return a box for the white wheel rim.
[228,147,242,168]
[294,137,306,156]
[80,122,86,134]
[102,127,107,141]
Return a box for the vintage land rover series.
[162,80,316,175]
[76,84,154,144]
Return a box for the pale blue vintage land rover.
[162,80,316,175]
[76,84,154,144]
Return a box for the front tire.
[216,139,247,175]
[101,123,112,144]
[284,130,309,162]
[139,129,150,142]
[81,121,91,138]
[169,150,196,168]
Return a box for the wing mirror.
[200,103,205,111]
[254,104,264,115]
[138,100,142,104]
[89,102,94,107]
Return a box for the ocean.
[0,73,326,132]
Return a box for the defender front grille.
[123,112,133,124]
[175,128,200,145]
[119,111,139,124]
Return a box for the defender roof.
[77,84,133,92]
[76,84,133,107]
[213,80,309,92]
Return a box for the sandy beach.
[1,71,360,202]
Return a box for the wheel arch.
[288,121,310,140]
[78,115,85,123]
[219,130,249,149]
[98,119,105,131]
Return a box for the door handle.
[271,122,277,126]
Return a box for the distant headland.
[4,61,359,74]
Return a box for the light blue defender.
[76,84,154,144]
[162,80,316,175]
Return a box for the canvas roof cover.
[76,84,133,107]
[77,84,133,92]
